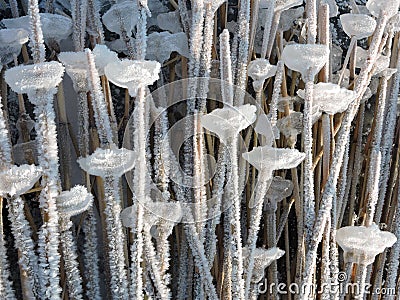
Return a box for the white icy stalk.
[355,265,368,299]
[260,0,276,58]
[82,208,101,299]
[377,48,400,222]
[143,230,171,300]
[71,0,87,51]
[306,0,317,44]
[0,208,16,300]
[177,0,190,34]
[0,100,11,170]
[269,61,284,129]
[87,0,104,42]
[60,222,84,300]
[300,15,389,298]
[7,196,40,298]
[220,29,234,105]
[234,0,250,105]
[266,10,281,59]
[383,185,400,299]
[104,176,129,299]
[188,0,204,80]
[322,114,331,184]
[320,220,331,300]
[86,49,114,146]
[303,73,316,245]
[28,0,45,63]
[135,6,148,60]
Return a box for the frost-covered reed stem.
[0,199,16,300]
[33,92,62,299]
[71,0,88,51]
[0,101,11,170]
[306,0,317,44]
[270,61,284,129]
[320,220,331,300]
[266,211,278,299]
[234,0,250,105]
[322,114,331,185]
[82,209,101,299]
[244,170,271,298]
[60,222,84,300]
[266,11,282,59]
[143,231,171,300]
[103,176,129,300]
[300,15,388,299]
[86,49,114,146]
[339,262,353,300]
[383,180,400,299]
[28,0,46,63]
[227,135,245,299]
[303,75,315,245]
[9,0,19,17]
[260,0,276,59]
[135,6,148,61]
[355,264,368,299]
[131,86,147,300]
[7,196,40,298]
[377,44,400,223]
[338,37,356,86]
[220,29,234,104]
[87,0,104,43]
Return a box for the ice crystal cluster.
[0,0,399,299]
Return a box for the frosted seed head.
[92,44,119,76]
[120,204,137,228]
[201,104,257,144]
[243,247,285,283]
[146,32,190,63]
[340,14,377,39]
[0,164,42,197]
[242,145,305,171]
[102,1,139,34]
[57,185,93,220]
[104,59,161,96]
[248,59,277,91]
[5,62,65,97]
[58,52,89,92]
[297,82,357,115]
[279,7,304,32]
[77,147,136,178]
[336,224,397,265]
[4,14,72,43]
[281,43,329,79]
[366,0,400,18]
[255,114,275,146]
[157,11,183,33]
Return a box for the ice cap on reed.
[340,14,377,39]
[0,164,42,197]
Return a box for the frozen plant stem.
[28,0,45,63]
[301,14,389,299]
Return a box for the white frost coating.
[247,59,277,91]
[242,145,305,171]
[336,224,397,265]
[276,112,303,140]
[322,0,338,17]
[0,28,28,64]
[0,164,42,197]
[4,13,72,42]
[5,61,65,98]
[281,43,329,79]
[77,146,135,178]
[242,247,285,283]
[146,32,189,63]
[157,11,183,33]
[355,47,391,75]
[297,82,357,115]
[340,14,376,39]
[366,0,400,18]
[120,204,137,228]
[102,1,139,34]
[58,51,88,92]
[200,104,257,144]
[144,202,182,235]
[56,185,94,219]
[104,59,161,96]
[92,44,119,76]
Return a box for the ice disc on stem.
[367,0,400,18]
[340,14,376,39]
[0,164,42,197]
[248,59,277,91]
[102,1,139,34]
[57,185,93,219]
